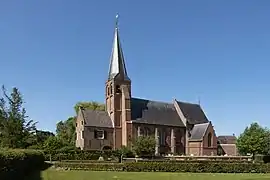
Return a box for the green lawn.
[37,170,270,180]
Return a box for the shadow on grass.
[23,162,53,180]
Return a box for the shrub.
[114,146,135,161]
[55,162,124,171]
[133,136,156,157]
[54,161,270,173]
[0,149,45,179]
[263,155,270,163]
[136,159,253,163]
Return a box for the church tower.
[105,15,131,148]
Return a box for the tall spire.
[108,14,130,80]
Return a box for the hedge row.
[44,150,116,161]
[137,159,253,163]
[54,162,270,173]
[0,149,45,179]
[43,149,255,162]
[59,159,253,164]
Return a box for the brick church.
[76,17,235,156]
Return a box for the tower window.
[116,85,121,94]
[110,85,113,94]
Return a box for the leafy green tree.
[36,130,55,147]
[264,131,270,155]
[27,130,55,149]
[74,101,105,113]
[56,116,76,146]
[237,122,270,156]
[43,136,65,152]
[133,136,156,157]
[0,85,36,148]
[36,130,55,142]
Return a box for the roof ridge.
[176,99,200,106]
[131,97,173,105]
[194,122,209,126]
[218,135,236,137]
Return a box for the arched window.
[107,86,110,96]
[207,132,212,147]
[159,129,166,145]
[140,128,144,136]
[144,127,150,136]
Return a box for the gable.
[131,98,184,127]
[176,100,209,124]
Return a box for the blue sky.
[0,1,270,136]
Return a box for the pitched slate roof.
[189,122,210,141]
[176,100,209,124]
[219,144,238,156]
[81,109,113,128]
[79,98,210,128]
[131,98,184,127]
[218,135,237,144]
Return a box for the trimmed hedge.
[60,160,118,163]
[54,161,270,173]
[0,149,45,179]
[55,162,124,171]
[137,159,253,163]
[43,148,136,161]
[44,150,116,161]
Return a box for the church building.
[75,17,219,156]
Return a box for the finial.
[115,13,119,28]
[198,96,201,105]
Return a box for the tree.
[56,117,76,145]
[74,101,105,113]
[0,85,36,148]
[237,122,270,156]
[133,136,156,157]
[27,130,55,149]
[36,130,55,146]
[264,131,270,155]
[43,136,65,152]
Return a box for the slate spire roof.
[108,14,130,80]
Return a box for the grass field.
[35,170,270,180]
